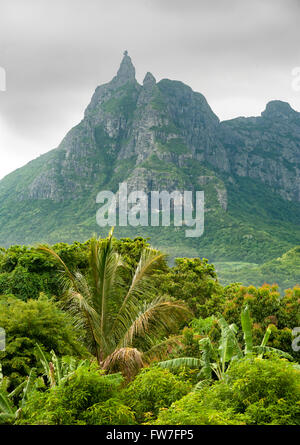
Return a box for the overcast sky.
[0,0,300,179]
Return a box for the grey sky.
[0,0,299,179]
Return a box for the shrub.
[82,398,136,425]
[17,366,125,425]
[152,358,300,425]
[0,294,87,389]
[0,243,89,300]
[121,367,191,422]
[225,357,300,424]
[151,391,245,425]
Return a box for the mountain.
[0,52,300,265]
[216,246,300,292]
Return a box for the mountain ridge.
[0,52,299,266]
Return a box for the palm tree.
[157,305,293,382]
[39,229,190,378]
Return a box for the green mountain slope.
[216,246,300,292]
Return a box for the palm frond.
[253,345,294,360]
[198,337,216,379]
[0,391,14,416]
[192,379,213,392]
[65,288,103,353]
[6,381,26,400]
[34,343,50,377]
[142,335,184,363]
[89,233,124,354]
[37,244,78,291]
[20,368,37,407]
[117,297,191,349]
[0,412,15,422]
[260,326,272,348]
[114,248,166,327]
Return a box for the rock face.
[12,52,227,203]
[12,53,299,204]
[0,52,299,259]
[218,100,300,202]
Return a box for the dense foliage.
[152,358,300,425]
[0,294,87,389]
[0,235,299,425]
[17,366,132,425]
[217,245,300,292]
[121,367,191,422]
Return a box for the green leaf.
[241,305,253,356]
[157,357,201,370]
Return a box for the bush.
[0,294,87,389]
[0,239,150,301]
[152,358,300,425]
[225,357,300,424]
[121,367,191,422]
[0,243,89,300]
[17,366,126,425]
[82,398,136,425]
[152,391,245,425]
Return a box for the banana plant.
[0,364,37,423]
[240,305,293,360]
[157,305,293,383]
[241,304,253,355]
[34,343,90,387]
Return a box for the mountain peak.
[261,100,296,119]
[115,50,136,85]
[143,72,156,86]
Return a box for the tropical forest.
[0,231,299,425]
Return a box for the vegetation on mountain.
[217,246,300,292]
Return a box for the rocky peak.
[143,72,156,88]
[261,100,297,120]
[84,51,138,120]
[113,50,136,86]
[136,72,157,107]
